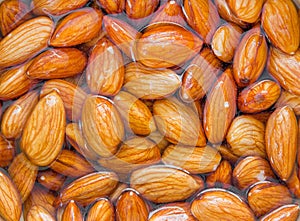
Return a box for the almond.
[0,169,22,221]
[233,156,275,190]
[86,37,124,96]
[211,22,243,63]
[98,137,160,174]
[285,169,300,198]
[259,204,299,221]
[203,68,237,144]
[116,190,149,221]
[125,0,159,19]
[184,0,220,43]
[32,0,88,16]
[81,95,124,157]
[238,80,281,113]
[248,111,273,124]
[50,149,94,178]
[55,171,118,207]
[113,91,156,135]
[98,0,125,14]
[206,160,232,188]
[265,106,298,181]
[136,23,203,68]
[262,0,299,54]
[86,198,115,221]
[275,90,300,116]
[267,47,300,96]
[50,8,103,47]
[1,90,38,139]
[61,200,83,221]
[0,0,31,36]
[226,115,266,158]
[216,144,240,163]
[162,144,221,174]
[180,48,222,102]
[153,97,206,146]
[20,91,66,166]
[37,170,66,192]
[191,189,255,221]
[233,25,268,87]
[0,134,15,167]
[130,165,204,203]
[26,205,56,221]
[0,16,54,69]
[247,181,293,217]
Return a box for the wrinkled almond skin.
[8,153,38,202]
[130,165,204,203]
[0,134,15,167]
[40,79,87,121]
[275,90,300,115]
[81,95,124,157]
[20,91,66,167]
[203,69,237,144]
[61,200,83,221]
[149,202,196,221]
[262,0,299,54]
[113,91,156,136]
[267,47,300,96]
[226,115,266,158]
[265,106,298,181]
[37,170,66,192]
[0,16,54,69]
[153,97,206,147]
[98,0,125,14]
[98,137,161,174]
[247,181,293,217]
[206,160,232,188]
[233,156,275,190]
[32,0,89,16]
[226,0,264,23]
[86,37,124,96]
[184,0,220,43]
[86,198,115,221]
[124,62,181,100]
[0,0,31,36]
[211,22,243,63]
[180,48,222,102]
[0,169,22,221]
[50,149,94,178]
[259,204,299,221]
[125,0,159,19]
[191,189,255,221]
[238,80,281,113]
[55,172,118,207]
[27,48,87,79]
[162,144,221,174]
[1,90,38,139]
[136,24,203,68]
[233,25,268,87]
[26,205,56,221]
[116,190,149,221]
[50,8,103,47]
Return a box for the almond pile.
[0,0,300,220]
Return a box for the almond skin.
[130,165,204,203]
[153,97,206,147]
[275,90,300,115]
[136,24,203,68]
[259,204,299,221]
[162,144,221,174]
[50,8,103,47]
[27,48,87,79]
[32,0,89,16]
[20,91,66,167]
[226,115,266,158]
[267,47,300,96]
[125,0,159,19]
[116,190,149,221]
[61,200,83,221]
[1,90,38,139]
[0,134,15,167]
[37,170,66,192]
[191,189,255,221]
[265,106,298,181]
[54,171,119,207]
[184,0,220,43]
[98,0,125,14]
[81,95,124,158]
[206,160,232,188]
[238,80,281,113]
[233,25,268,87]
[86,37,124,96]
[26,205,56,221]
[247,181,293,217]
[0,169,22,221]
[262,0,299,54]
[86,198,115,221]
[0,16,54,69]
[203,69,237,144]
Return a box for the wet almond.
[206,160,232,188]
[98,0,125,14]
[86,198,115,221]
[125,0,159,19]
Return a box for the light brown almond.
[285,169,300,198]
[125,0,159,19]
[37,170,66,192]
[61,200,83,221]
[26,205,56,221]
[148,131,169,153]
[86,198,115,221]
[259,204,299,221]
[275,90,300,115]
[206,160,232,188]
[98,0,125,14]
